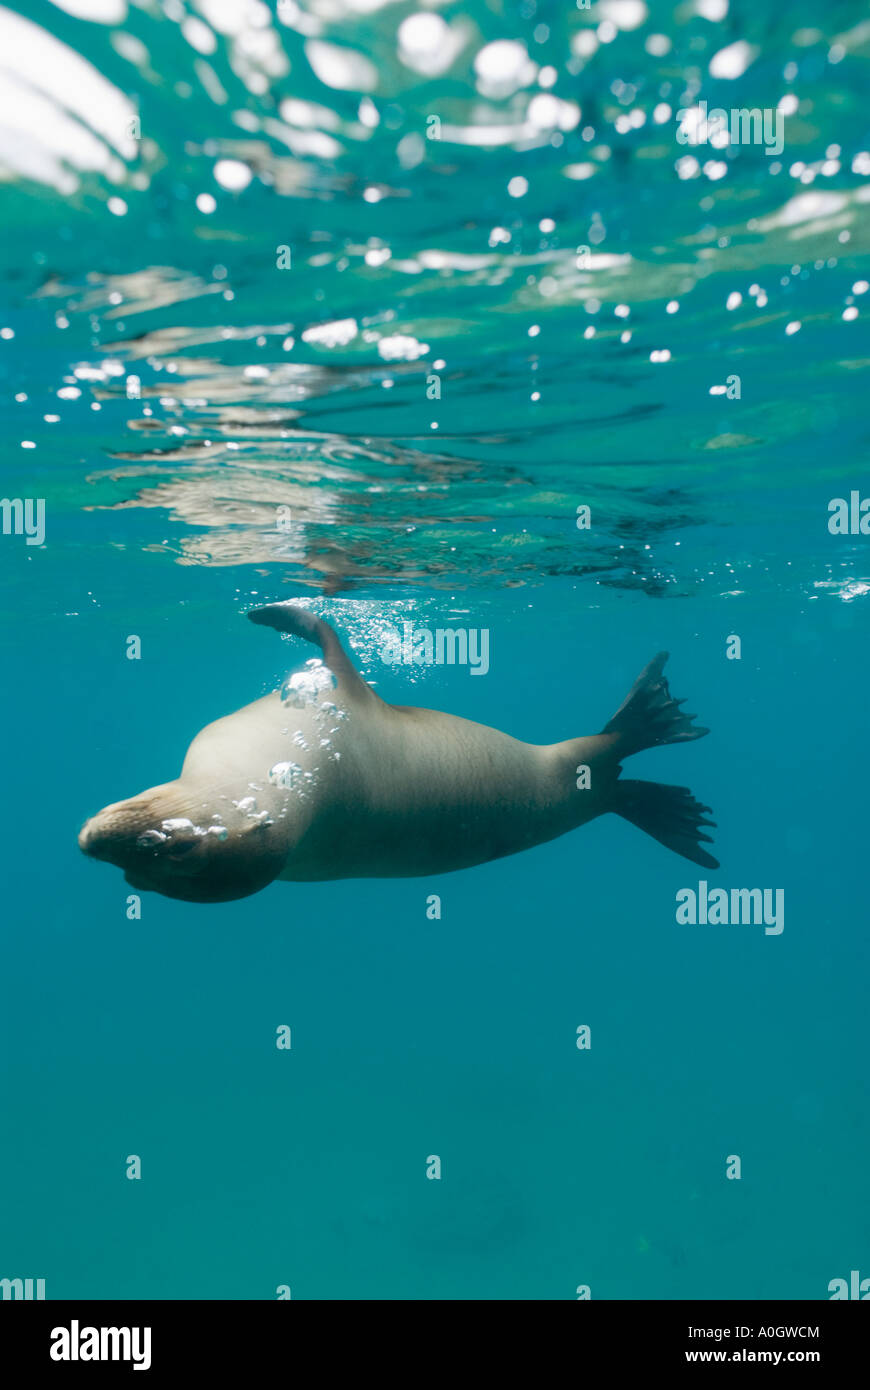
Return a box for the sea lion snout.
[79,787,286,903]
[78,817,112,860]
[79,803,145,863]
[78,792,184,867]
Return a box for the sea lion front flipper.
[247,602,378,706]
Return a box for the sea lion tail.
[602,652,709,756]
[611,780,719,869]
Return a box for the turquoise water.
[1,0,868,1300]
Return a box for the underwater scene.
[1,0,868,1302]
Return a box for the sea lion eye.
[136,830,167,850]
[168,837,199,859]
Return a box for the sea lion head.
[78,782,285,903]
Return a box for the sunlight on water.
[2,0,868,603]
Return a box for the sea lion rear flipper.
[612,780,719,870]
[602,652,709,756]
[248,603,377,705]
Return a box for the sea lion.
[78,603,718,903]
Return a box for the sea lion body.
[278,702,619,882]
[79,604,717,903]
